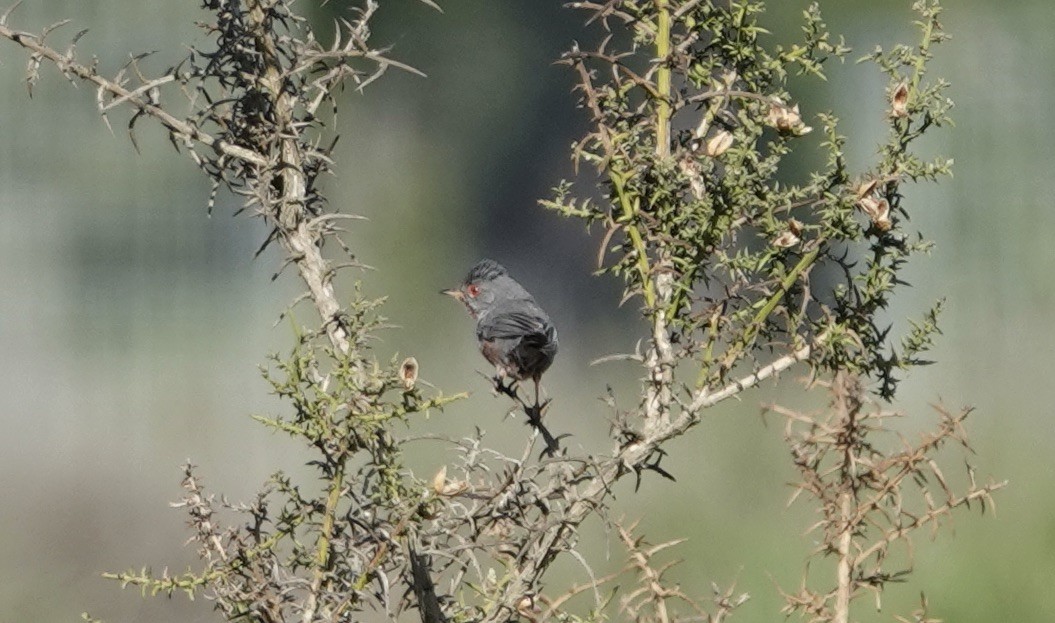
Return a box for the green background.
[0,1,1047,621]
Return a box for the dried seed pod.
[858,196,892,232]
[679,156,706,200]
[399,357,418,390]
[705,130,734,157]
[430,465,468,496]
[441,480,469,496]
[767,101,812,136]
[516,595,540,621]
[431,465,447,494]
[856,178,880,198]
[890,80,910,118]
[773,229,801,248]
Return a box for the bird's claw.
[486,375,561,456]
[491,375,520,400]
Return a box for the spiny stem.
[317,467,345,569]
[698,247,821,387]
[610,169,656,308]
[606,0,673,312]
[751,247,821,331]
[302,462,345,623]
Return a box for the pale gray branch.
[0,23,267,167]
[689,341,814,412]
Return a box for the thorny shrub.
[0,1,1002,623]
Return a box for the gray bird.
[443,259,560,450]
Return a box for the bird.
[442,259,560,451]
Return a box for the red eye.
[467,284,480,298]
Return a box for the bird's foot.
[483,373,563,457]
[527,398,552,415]
[491,375,520,400]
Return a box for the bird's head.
[442,259,528,319]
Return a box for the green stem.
[316,466,344,570]
[610,169,655,308]
[697,247,821,387]
[612,0,672,312]
[655,0,672,158]
[750,247,820,333]
[909,5,939,93]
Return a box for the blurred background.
[0,1,1049,621]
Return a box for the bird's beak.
[441,288,464,301]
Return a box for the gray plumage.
[443,259,561,453]
[443,259,558,386]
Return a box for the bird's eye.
[467,284,480,298]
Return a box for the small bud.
[399,357,418,390]
[704,130,734,157]
[692,117,709,143]
[788,218,803,236]
[722,70,738,87]
[890,81,909,118]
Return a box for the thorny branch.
[768,374,1006,622]
[0,0,397,356]
[0,1,469,622]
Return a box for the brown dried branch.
[771,374,1006,622]
[536,520,747,623]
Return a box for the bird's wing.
[477,309,552,342]
[477,309,557,380]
